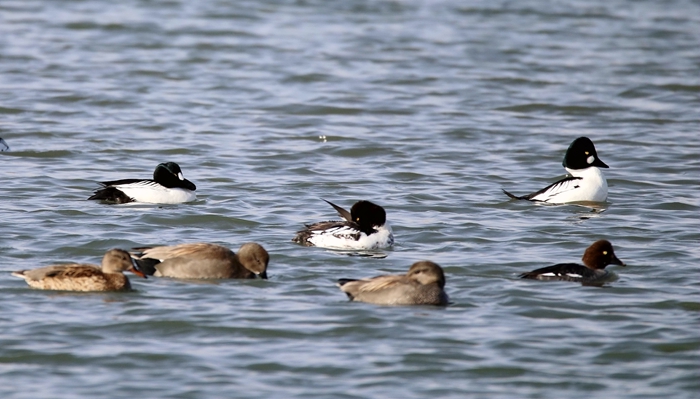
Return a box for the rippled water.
[1,1,699,398]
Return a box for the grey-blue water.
[1,0,699,398]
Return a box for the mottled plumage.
[293,199,394,250]
[11,249,146,291]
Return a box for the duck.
[130,242,269,279]
[11,249,146,291]
[88,162,196,204]
[293,199,394,250]
[519,240,625,285]
[503,136,609,204]
[0,137,8,151]
[337,261,449,306]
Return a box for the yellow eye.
[603,251,608,255]
[585,151,589,155]
[356,218,360,222]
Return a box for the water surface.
[1,1,699,398]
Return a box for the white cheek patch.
[587,155,595,164]
[178,172,184,180]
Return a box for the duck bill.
[591,157,609,168]
[258,271,268,280]
[182,179,197,191]
[129,266,148,278]
[611,255,625,267]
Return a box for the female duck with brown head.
[11,249,146,291]
[337,261,449,306]
[519,240,625,285]
[130,242,269,279]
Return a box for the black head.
[562,137,608,170]
[350,200,387,234]
[582,240,625,270]
[153,162,196,190]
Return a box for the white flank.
[531,167,607,203]
[308,224,394,250]
[116,181,196,204]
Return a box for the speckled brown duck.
[11,249,146,291]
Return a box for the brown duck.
[130,242,269,279]
[11,249,146,291]
[337,261,449,306]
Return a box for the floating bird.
[88,162,196,204]
[293,199,394,250]
[337,261,448,306]
[130,242,269,279]
[11,249,146,291]
[519,240,625,285]
[503,137,609,203]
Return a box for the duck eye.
[603,251,608,255]
[585,151,589,155]
[356,217,360,222]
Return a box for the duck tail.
[131,258,160,276]
[88,187,133,204]
[502,189,525,200]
